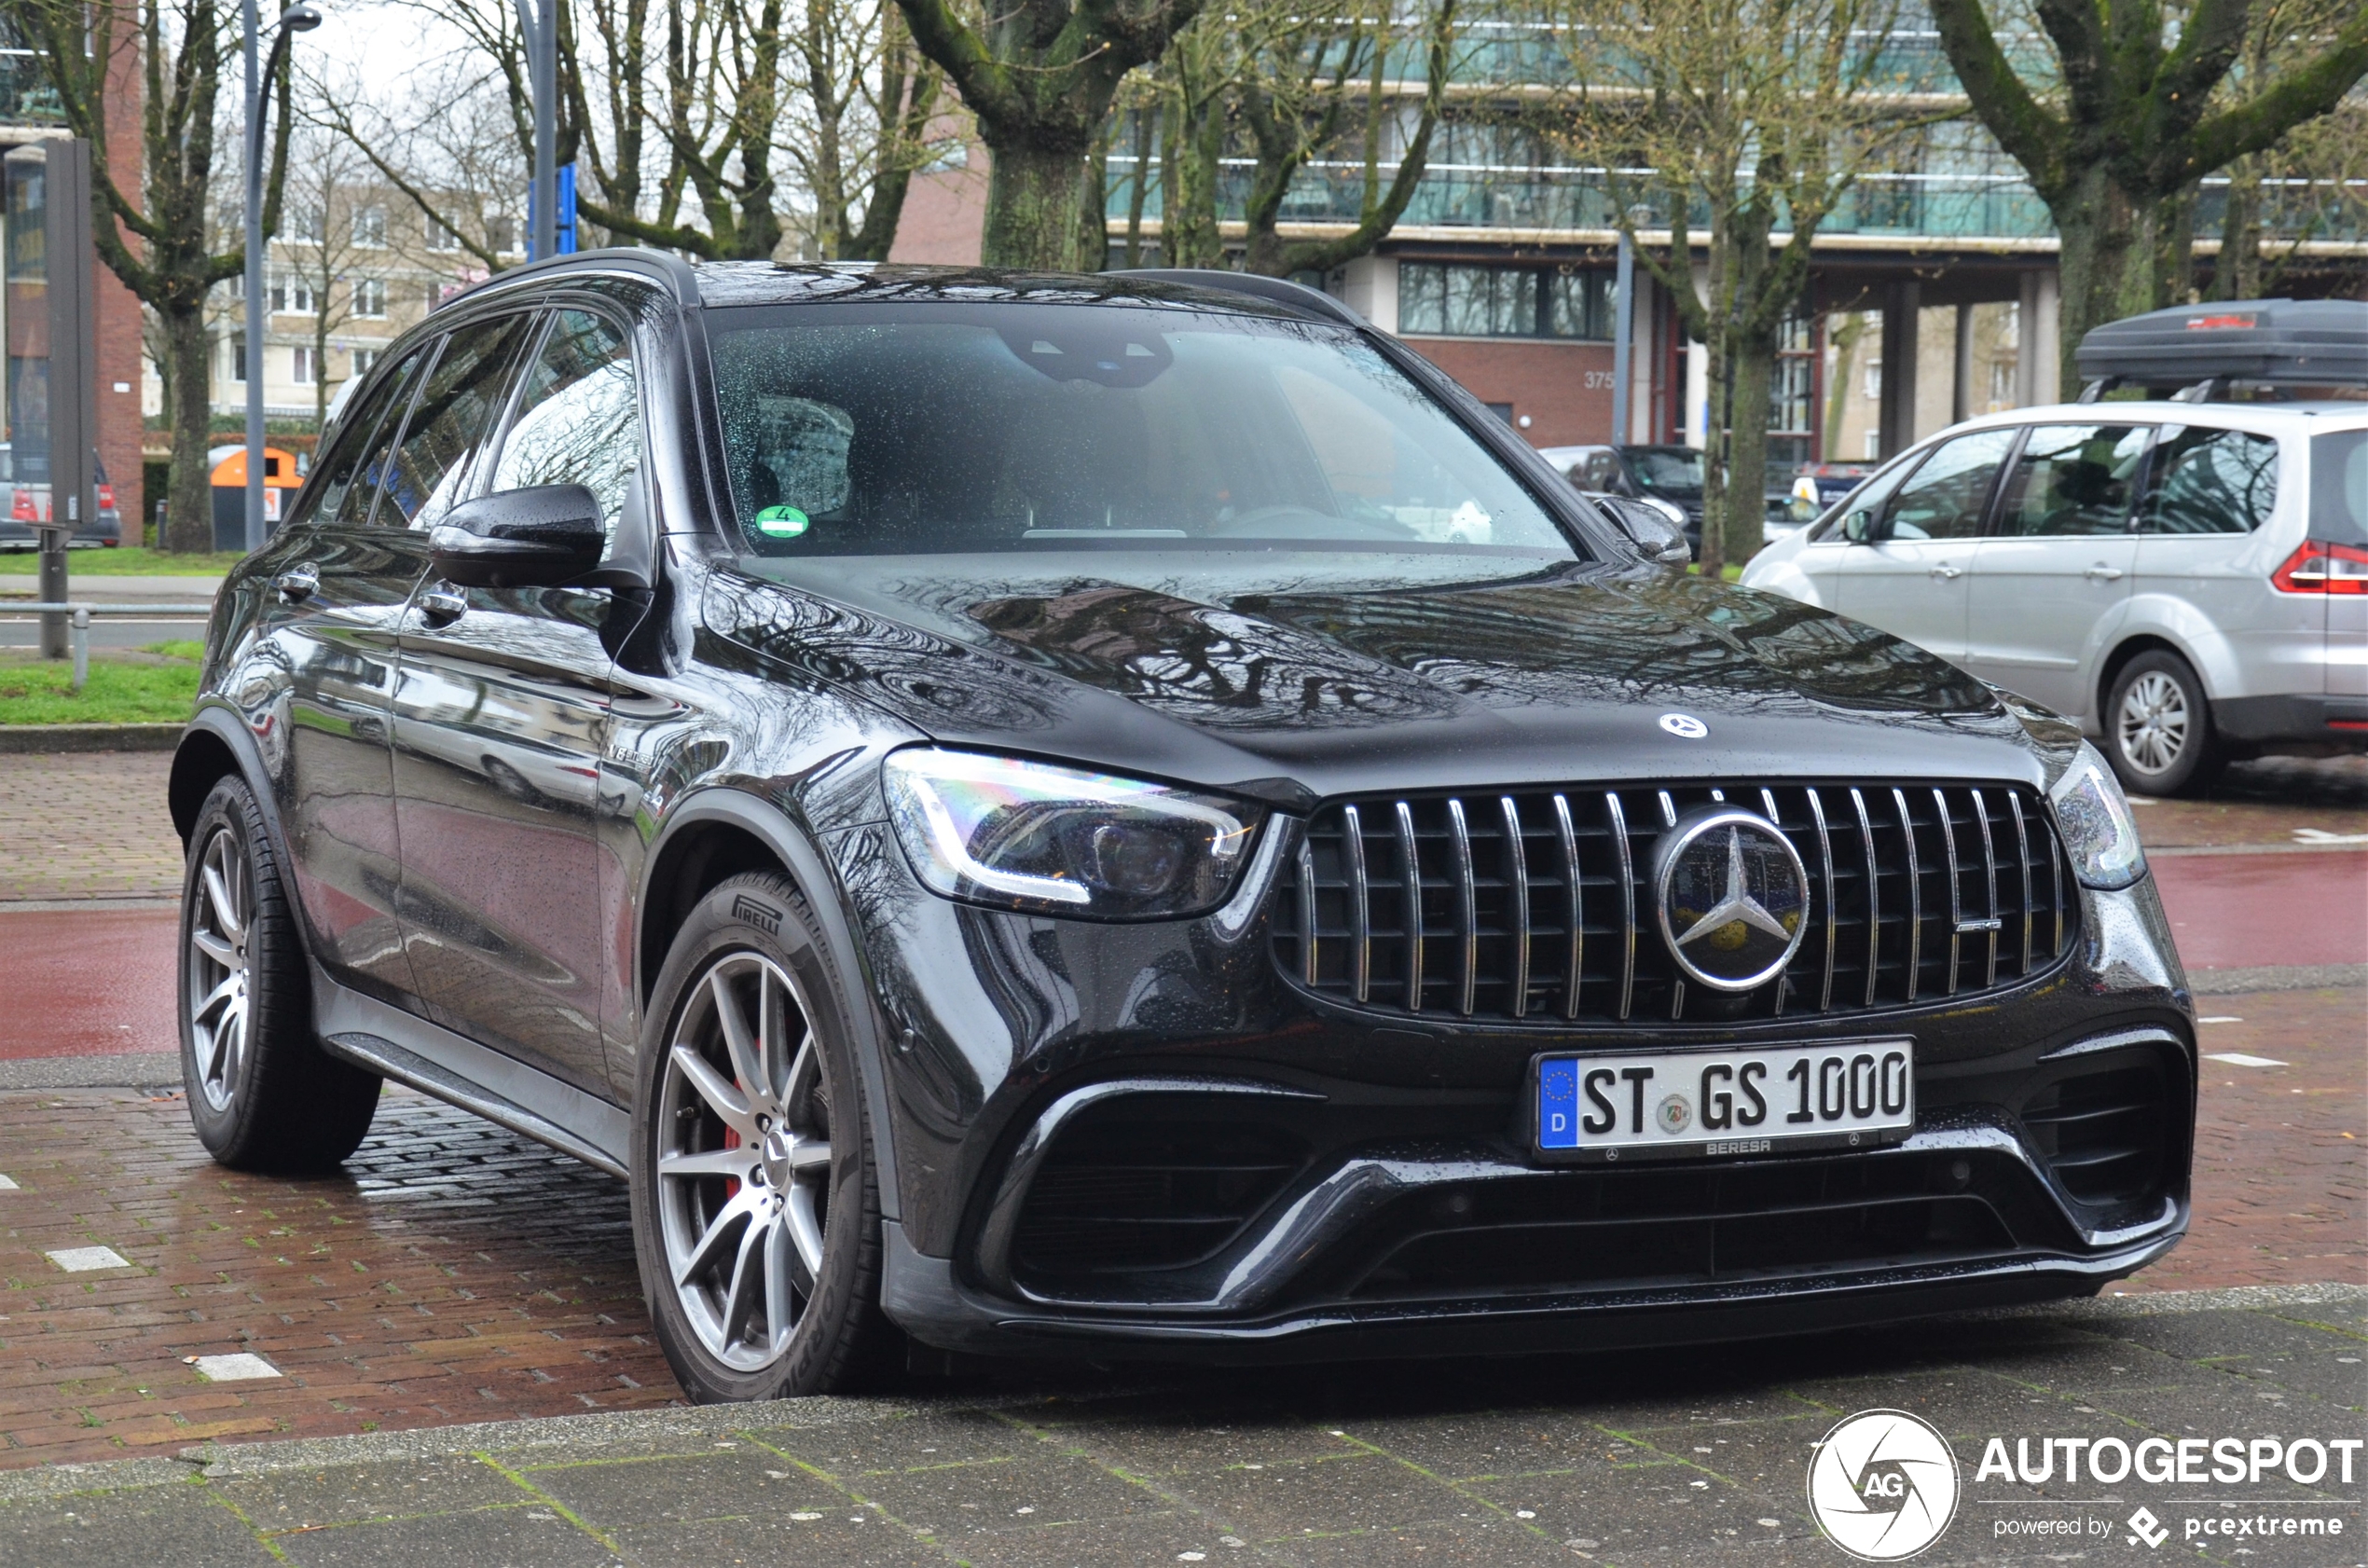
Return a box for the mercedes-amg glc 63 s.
[169,255,2194,1401]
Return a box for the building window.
[351,346,379,378]
[1399,263,1613,340]
[231,334,246,383]
[1769,314,1818,470]
[292,345,317,385]
[279,204,325,244]
[351,205,387,247]
[485,214,518,254]
[352,277,387,318]
[425,217,461,253]
[268,273,314,315]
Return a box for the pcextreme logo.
[1808,1410,1962,1561]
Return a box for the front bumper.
[841,810,2196,1362]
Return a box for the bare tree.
[271,129,375,427]
[1539,0,1919,571]
[1929,0,2368,391]
[7,0,298,550]
[892,0,1213,269]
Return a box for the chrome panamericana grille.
[1272,783,2075,1025]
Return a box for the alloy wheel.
[2116,669,2189,776]
[654,952,833,1372]
[187,824,253,1112]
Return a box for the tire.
[2103,650,2223,798]
[629,872,895,1402]
[179,775,381,1172]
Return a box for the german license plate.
[1533,1041,1914,1162]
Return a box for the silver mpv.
[1742,400,2368,795]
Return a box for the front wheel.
[629,873,894,1401]
[2104,650,2223,798]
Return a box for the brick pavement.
[0,750,180,901]
[0,1089,675,1468]
[0,1285,2361,1567]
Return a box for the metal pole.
[70,607,88,694]
[528,0,556,260]
[243,0,266,555]
[1611,228,1635,448]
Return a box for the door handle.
[419,584,468,623]
[272,564,319,602]
[2084,565,2126,581]
[1928,563,1962,581]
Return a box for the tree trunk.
[164,304,216,555]
[2048,163,2137,397]
[2210,164,2262,300]
[1723,326,1775,566]
[1167,95,1225,268]
[1696,328,1728,578]
[982,138,1089,269]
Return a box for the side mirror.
[1841,508,1879,544]
[1595,496,1694,566]
[431,484,605,588]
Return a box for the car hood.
[704,554,2047,805]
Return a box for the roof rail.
[1107,268,1369,329]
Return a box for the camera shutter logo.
[1807,1409,1960,1561]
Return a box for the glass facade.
[1397,264,1613,338]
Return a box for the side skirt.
[312,969,631,1178]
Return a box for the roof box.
[2074,298,2368,390]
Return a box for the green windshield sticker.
[754,505,810,538]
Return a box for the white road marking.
[46,1245,130,1272]
[2198,1016,2243,1024]
[2204,1052,2289,1067]
[0,1174,18,1190]
[2293,828,2368,845]
[188,1353,282,1382]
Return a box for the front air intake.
[2019,1056,2174,1210]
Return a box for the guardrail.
[4,602,208,693]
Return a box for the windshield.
[704,303,1579,567]
[1626,447,1703,497]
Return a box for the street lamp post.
[243,1,321,555]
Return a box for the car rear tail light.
[98,482,117,510]
[2271,540,2368,594]
[9,489,33,523]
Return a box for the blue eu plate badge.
[1539,1059,1581,1148]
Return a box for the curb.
[0,723,181,754]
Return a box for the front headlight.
[2045,741,2146,890]
[881,748,1261,918]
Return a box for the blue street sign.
[557,162,577,254]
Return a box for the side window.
[1880,428,2016,541]
[373,312,539,530]
[484,309,641,548]
[2138,426,2280,535]
[305,347,426,530]
[1994,425,2149,537]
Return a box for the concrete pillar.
[2015,274,2041,408]
[1629,273,1658,446]
[2031,270,2061,404]
[1878,281,1920,459]
[1953,302,1976,424]
[1685,260,1711,448]
[1341,254,1399,335]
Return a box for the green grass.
[0,546,243,576]
[0,645,200,724]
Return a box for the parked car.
[1541,443,1810,557]
[1742,299,2368,797]
[0,449,126,547]
[170,254,2192,1403]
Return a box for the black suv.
[170,255,2195,1402]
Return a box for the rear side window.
[374,313,539,530]
[1881,428,2015,541]
[2137,426,2279,534]
[301,348,426,530]
[2309,431,2367,545]
[1992,425,2149,537]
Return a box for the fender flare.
[636,788,902,1220]
[170,700,297,864]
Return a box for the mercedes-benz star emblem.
[1651,806,1810,991]
[1659,712,1708,739]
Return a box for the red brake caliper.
[722,1123,742,1199]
